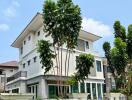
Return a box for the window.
[24,40,26,45]
[92,83,97,99]
[20,46,23,54]
[76,39,85,51]
[37,31,40,36]
[12,88,19,93]
[97,83,102,98]
[71,83,79,93]
[86,83,90,93]
[80,83,85,93]
[33,56,37,63]
[96,60,102,72]
[23,63,25,68]
[28,60,31,66]
[28,36,31,41]
[85,41,89,49]
[86,83,91,99]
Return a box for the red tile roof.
[0,61,18,68]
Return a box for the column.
[96,83,98,99]
[85,82,87,93]
[101,83,103,99]
[20,81,26,93]
[39,77,48,99]
[69,85,71,93]
[78,82,80,93]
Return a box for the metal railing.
[7,71,27,82]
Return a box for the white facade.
[6,13,105,99]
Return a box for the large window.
[96,60,102,72]
[71,83,79,93]
[80,83,85,93]
[27,84,38,99]
[92,83,96,99]
[86,83,91,99]
[97,83,102,98]
[86,83,90,93]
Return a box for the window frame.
[33,56,37,63]
[85,41,89,50]
[96,60,102,72]
[27,60,31,66]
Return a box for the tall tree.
[113,20,126,42]
[127,24,132,69]
[38,0,82,97]
[103,42,115,76]
[111,38,128,89]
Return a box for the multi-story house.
[6,13,105,99]
[0,61,18,92]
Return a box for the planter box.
[68,93,89,99]
[0,93,34,100]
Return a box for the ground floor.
[6,75,104,99]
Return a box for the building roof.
[11,12,102,48]
[0,61,18,68]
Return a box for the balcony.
[7,71,27,82]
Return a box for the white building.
[6,13,105,99]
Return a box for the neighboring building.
[6,13,105,99]
[0,61,18,92]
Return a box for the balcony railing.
[7,71,27,82]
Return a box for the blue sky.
[0,0,132,63]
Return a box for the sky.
[0,0,132,63]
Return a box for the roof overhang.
[11,13,43,48]
[79,30,101,42]
[11,13,101,48]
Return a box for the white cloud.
[3,0,20,18]
[0,24,9,31]
[82,17,112,37]
[12,1,20,7]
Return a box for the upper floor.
[11,13,101,60]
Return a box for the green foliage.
[111,38,128,75]
[127,24,132,60]
[113,20,126,42]
[66,75,77,85]
[103,42,114,74]
[75,54,94,82]
[110,88,121,93]
[37,40,55,74]
[43,0,82,49]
